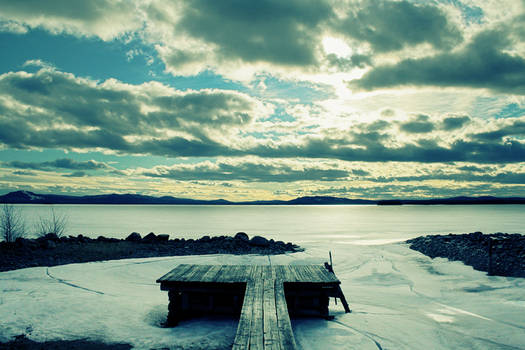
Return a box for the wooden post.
[166,291,182,326]
[488,238,494,276]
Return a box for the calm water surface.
[15,204,525,245]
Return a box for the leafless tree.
[1,204,25,242]
[37,207,68,238]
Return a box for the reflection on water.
[14,204,525,244]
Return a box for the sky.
[0,0,524,201]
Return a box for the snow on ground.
[1,242,524,349]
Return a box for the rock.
[44,240,56,249]
[250,235,269,247]
[143,232,157,242]
[43,233,59,241]
[15,237,30,246]
[234,232,249,242]
[157,234,169,242]
[126,232,142,242]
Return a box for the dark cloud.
[457,165,492,173]
[337,0,462,52]
[62,171,87,177]
[352,29,525,94]
[442,116,470,131]
[6,158,109,171]
[0,68,262,154]
[351,169,370,177]
[310,183,525,199]
[140,160,350,183]
[249,134,525,164]
[470,120,525,141]
[12,170,37,176]
[400,115,435,133]
[176,0,333,66]
[0,0,138,39]
[367,171,525,185]
[1,68,524,165]
[326,53,371,69]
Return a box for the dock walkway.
[157,265,350,350]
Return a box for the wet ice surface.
[1,242,524,350]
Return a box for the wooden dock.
[157,264,350,350]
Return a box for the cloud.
[0,19,28,34]
[400,115,435,133]
[173,0,333,67]
[5,158,110,171]
[136,158,350,183]
[1,67,524,164]
[310,182,525,199]
[337,0,462,52]
[12,170,36,176]
[442,116,470,131]
[62,171,87,177]
[0,67,267,155]
[352,29,525,94]
[469,119,525,141]
[367,171,525,185]
[0,0,140,40]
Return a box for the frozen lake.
[13,204,525,244]
[1,205,524,349]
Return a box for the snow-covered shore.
[1,242,524,349]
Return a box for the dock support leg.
[336,285,351,313]
[166,291,182,326]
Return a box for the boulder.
[44,240,56,249]
[157,234,169,242]
[234,232,249,242]
[126,232,142,242]
[250,235,269,247]
[44,233,59,241]
[143,232,157,242]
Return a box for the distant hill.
[0,191,524,205]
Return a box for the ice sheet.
[1,243,524,349]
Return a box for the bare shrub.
[1,204,25,242]
[37,207,68,238]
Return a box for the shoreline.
[0,232,302,272]
[407,232,525,278]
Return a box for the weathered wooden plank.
[305,265,331,283]
[290,265,303,282]
[275,279,297,350]
[232,279,256,350]
[231,265,250,283]
[181,265,213,282]
[313,265,340,283]
[249,278,265,350]
[250,265,263,282]
[200,264,224,282]
[215,265,237,283]
[187,265,215,282]
[278,265,296,283]
[263,273,279,350]
[157,264,193,282]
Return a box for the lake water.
[14,204,525,245]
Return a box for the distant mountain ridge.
[0,191,524,205]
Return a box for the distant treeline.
[1,191,524,205]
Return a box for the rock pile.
[407,232,525,278]
[0,232,302,272]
